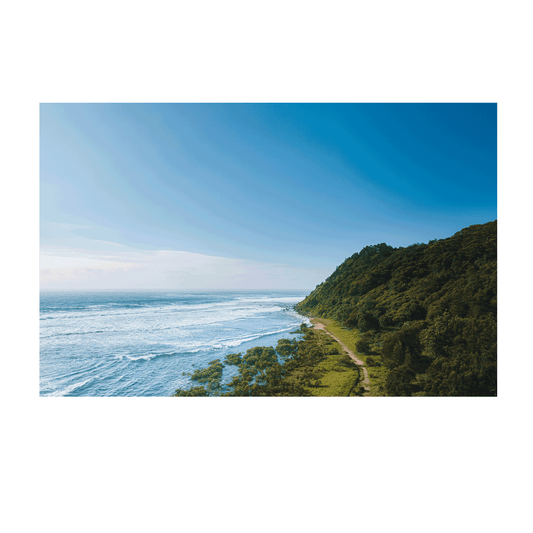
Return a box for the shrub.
[356,333,372,354]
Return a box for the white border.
[18,84,516,416]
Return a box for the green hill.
[295,221,497,396]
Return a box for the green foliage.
[172,326,362,397]
[276,338,298,360]
[381,321,425,369]
[421,313,497,396]
[174,357,226,396]
[310,347,361,396]
[184,359,224,394]
[355,333,373,354]
[385,365,417,396]
[296,221,497,396]
[172,386,209,397]
[224,353,243,366]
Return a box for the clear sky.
[40,103,497,290]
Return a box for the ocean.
[40,289,310,396]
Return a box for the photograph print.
[40,103,497,397]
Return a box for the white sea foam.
[112,324,304,361]
[46,376,99,397]
[236,296,304,304]
[218,325,300,348]
[117,348,203,362]
[40,290,310,396]
[125,354,158,362]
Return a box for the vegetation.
[296,221,497,396]
[173,221,496,397]
[172,325,362,397]
[310,317,388,396]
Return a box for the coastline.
[40,289,310,397]
[172,307,365,397]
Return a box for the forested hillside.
[295,221,497,396]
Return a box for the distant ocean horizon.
[40,289,311,397]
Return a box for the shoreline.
[172,308,365,397]
[41,289,310,397]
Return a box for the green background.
[0,0,532,532]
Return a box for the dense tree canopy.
[296,221,497,396]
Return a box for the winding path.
[312,319,370,394]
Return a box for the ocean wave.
[44,376,99,397]
[41,302,288,327]
[116,349,201,362]
[40,329,110,339]
[112,325,303,363]
[214,325,302,349]
[123,354,159,362]
[40,290,310,396]
[235,296,304,304]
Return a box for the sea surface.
[40,289,310,396]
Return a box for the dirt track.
[312,319,370,394]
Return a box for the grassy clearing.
[308,329,362,396]
[310,317,390,396]
[287,330,363,397]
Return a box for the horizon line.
[39,287,315,291]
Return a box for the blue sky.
[40,103,496,289]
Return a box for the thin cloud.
[40,246,329,290]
